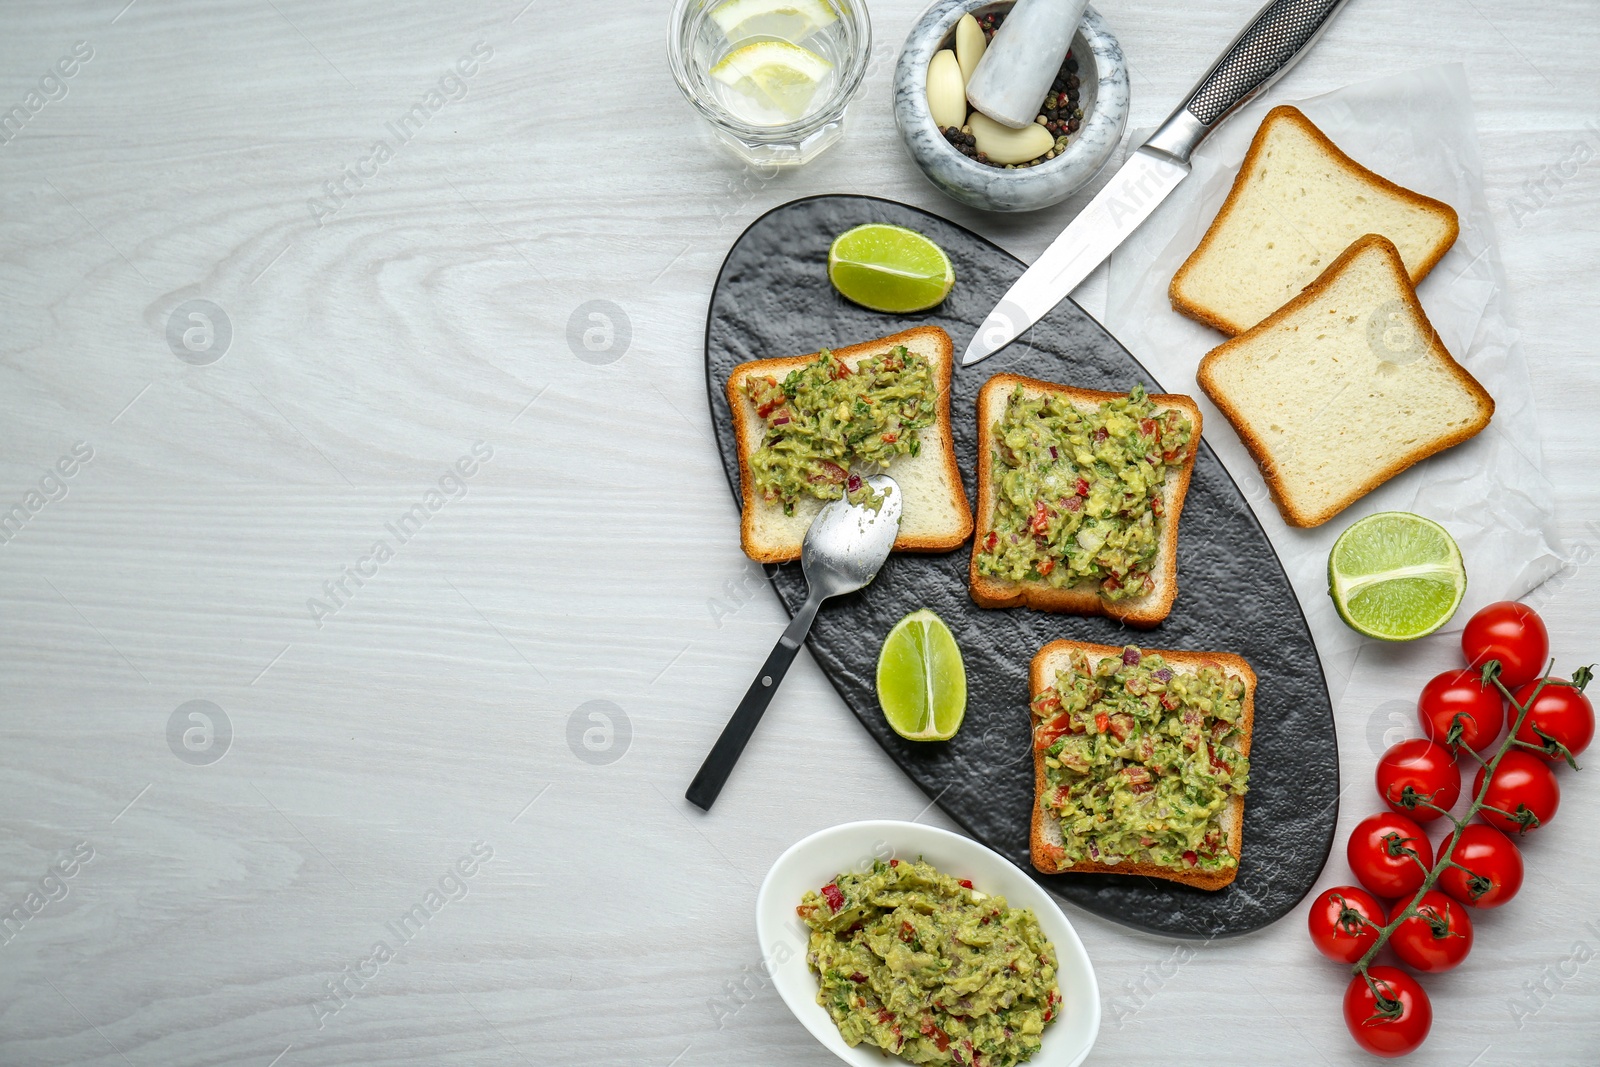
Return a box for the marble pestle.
[965,0,1091,129]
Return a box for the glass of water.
[668,0,872,167]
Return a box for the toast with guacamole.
[1029,640,1255,891]
[727,326,972,564]
[969,375,1200,627]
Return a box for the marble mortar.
[893,0,1129,213]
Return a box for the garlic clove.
[927,49,967,130]
[955,14,986,84]
[969,111,1054,165]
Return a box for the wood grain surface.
[0,1,1595,1065]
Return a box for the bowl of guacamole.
[758,821,1100,1067]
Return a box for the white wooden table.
[2,2,1596,1064]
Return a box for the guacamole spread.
[976,386,1192,600]
[747,345,936,515]
[798,859,1059,1067]
[1035,647,1248,874]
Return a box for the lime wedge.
[877,609,967,741]
[829,224,956,314]
[1329,512,1467,641]
[710,40,833,121]
[711,0,838,42]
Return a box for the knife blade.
[963,0,1354,367]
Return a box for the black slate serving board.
[705,195,1337,938]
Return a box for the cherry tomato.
[1375,739,1461,822]
[1343,966,1432,1058]
[1417,669,1504,755]
[1462,601,1549,690]
[1347,812,1434,899]
[1388,891,1473,973]
[1473,750,1560,835]
[1437,823,1523,908]
[1512,678,1595,764]
[1307,886,1386,964]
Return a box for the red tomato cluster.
[1308,602,1593,1057]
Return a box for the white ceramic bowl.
[756,820,1100,1067]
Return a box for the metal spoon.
[686,475,902,811]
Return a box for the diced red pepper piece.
[1037,558,1055,577]
[1028,501,1052,535]
[889,858,899,867]
[753,377,785,417]
[1094,712,1110,734]
[821,883,845,911]
[958,879,973,889]
[881,432,898,443]
[1074,477,1090,497]
[811,460,848,484]
[1183,851,1198,867]
[983,531,998,551]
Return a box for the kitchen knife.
[962,0,1354,366]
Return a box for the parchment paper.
[1103,64,1561,705]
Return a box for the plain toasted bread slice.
[1170,105,1460,336]
[968,374,1201,628]
[1197,234,1494,529]
[1030,640,1256,891]
[727,326,973,564]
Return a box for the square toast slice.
[1170,105,1460,336]
[969,374,1201,628]
[1197,233,1494,529]
[1030,640,1256,891]
[727,326,973,564]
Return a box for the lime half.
[710,0,838,42]
[877,609,967,741]
[710,40,832,121]
[829,224,956,314]
[1329,512,1466,641]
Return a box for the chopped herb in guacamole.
[1035,647,1248,874]
[798,859,1060,1067]
[976,386,1192,600]
[747,345,937,515]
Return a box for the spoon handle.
[686,592,822,811]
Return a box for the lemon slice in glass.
[877,609,967,741]
[710,40,833,122]
[711,0,838,43]
[1328,511,1467,641]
